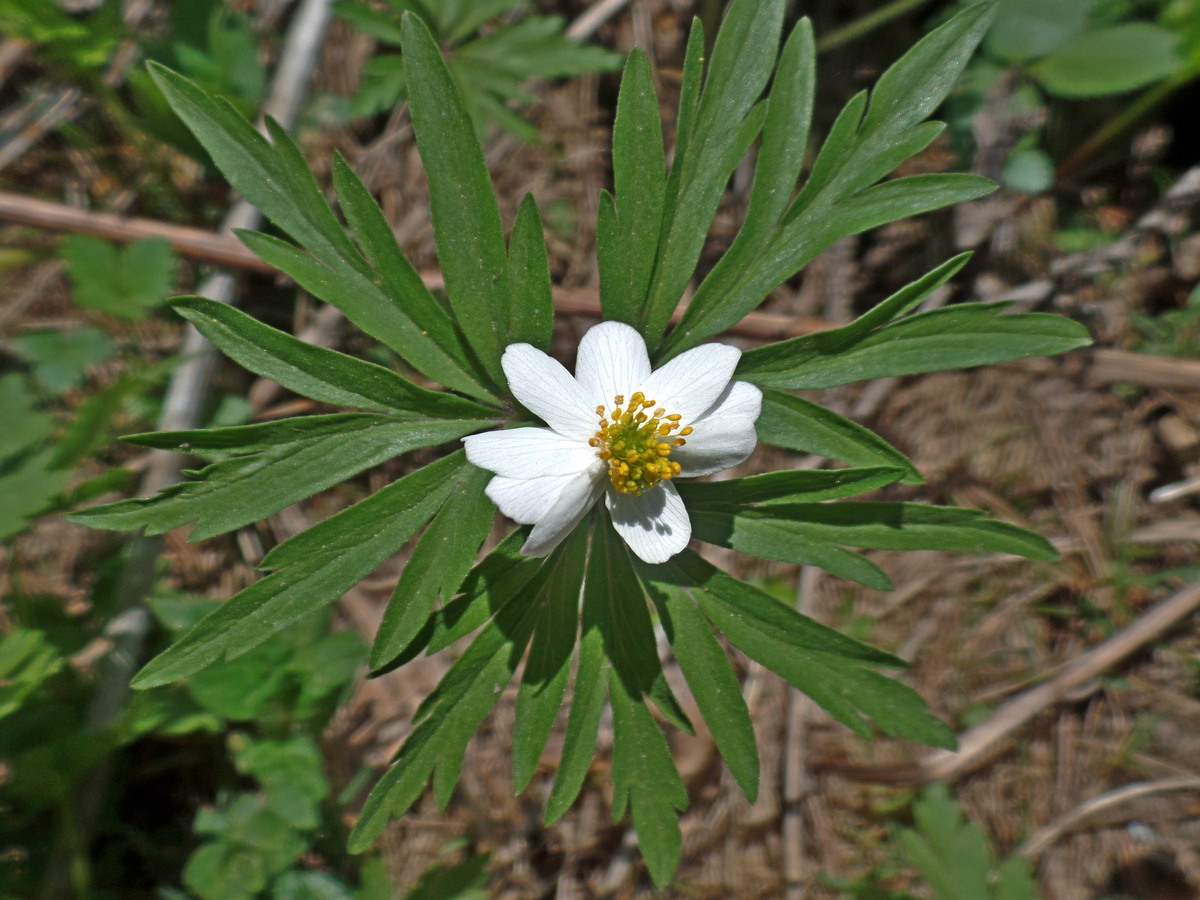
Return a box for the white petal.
[673,381,762,477]
[521,470,605,557]
[636,342,741,423]
[502,343,595,440]
[484,468,597,524]
[573,321,652,411]
[606,481,691,564]
[464,427,596,479]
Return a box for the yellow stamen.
[592,392,690,495]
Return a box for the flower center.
[588,392,692,495]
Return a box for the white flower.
[463,321,762,564]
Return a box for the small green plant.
[1131,283,1200,357]
[952,0,1189,193]
[71,1,1092,885]
[60,234,176,319]
[333,0,622,140]
[900,784,1041,900]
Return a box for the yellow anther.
[592,391,689,495]
[680,426,693,436]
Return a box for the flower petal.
[484,464,600,524]
[502,343,595,440]
[636,342,741,423]
[673,381,762,477]
[521,470,605,557]
[573,321,652,411]
[464,427,596,479]
[606,480,691,564]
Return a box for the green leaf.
[132,452,470,688]
[148,62,357,265]
[984,0,1093,63]
[401,12,508,378]
[642,0,784,345]
[1031,24,1181,97]
[171,296,495,419]
[14,327,114,393]
[544,521,609,823]
[70,415,479,541]
[744,502,1060,559]
[371,463,494,669]
[678,466,907,508]
[862,2,996,135]
[349,535,585,852]
[898,783,1042,900]
[609,668,687,888]
[736,17,815,251]
[501,193,554,352]
[658,4,998,360]
[511,525,588,791]
[422,530,540,658]
[0,373,55,460]
[233,234,490,400]
[644,577,759,800]
[689,508,894,589]
[741,302,1092,390]
[0,629,64,720]
[647,552,955,748]
[60,235,174,318]
[604,47,665,327]
[331,153,486,384]
[755,390,923,485]
[738,252,971,381]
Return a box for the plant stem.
[1057,66,1200,180]
[816,0,933,53]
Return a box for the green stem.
[816,0,933,53]
[1057,66,1200,179]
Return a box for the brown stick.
[826,579,1200,784]
[0,187,836,340]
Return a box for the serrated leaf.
[544,521,609,822]
[604,47,665,326]
[61,235,174,318]
[349,535,585,852]
[862,2,996,135]
[511,525,588,791]
[401,12,508,378]
[331,153,487,385]
[371,464,494,670]
[689,508,894,589]
[741,303,1092,390]
[647,552,955,748]
[609,670,686,888]
[642,0,784,345]
[70,415,479,541]
[754,390,923,485]
[901,784,999,900]
[421,529,540,658]
[171,296,495,418]
[678,466,907,508]
[659,4,999,360]
[233,234,490,399]
[148,62,357,265]
[644,577,759,800]
[132,452,470,688]
[502,193,554,352]
[743,502,1060,560]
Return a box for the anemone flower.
[463,321,762,564]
